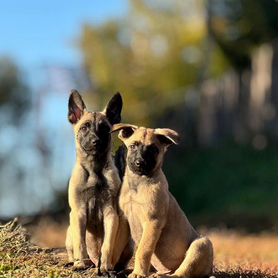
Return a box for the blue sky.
[0,1,130,216]
[0,1,128,70]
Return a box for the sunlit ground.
[28,218,278,277]
[208,230,278,276]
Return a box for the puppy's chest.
[82,177,114,225]
[121,182,156,240]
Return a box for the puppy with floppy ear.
[112,124,213,278]
[65,90,130,273]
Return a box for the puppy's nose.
[135,160,144,167]
[92,139,99,146]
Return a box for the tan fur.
[112,124,213,278]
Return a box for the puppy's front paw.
[100,266,109,275]
[128,271,147,278]
[73,260,86,270]
[100,260,113,275]
[72,259,94,270]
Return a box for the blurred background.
[0,0,277,240]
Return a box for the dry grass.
[208,230,278,277]
[0,218,277,277]
[0,219,100,278]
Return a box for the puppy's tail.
[114,144,127,181]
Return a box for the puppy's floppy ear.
[111,123,138,141]
[68,89,86,124]
[103,92,123,125]
[154,128,179,146]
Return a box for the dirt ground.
[30,218,278,277]
[1,218,277,278]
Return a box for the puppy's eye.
[81,126,87,132]
[81,123,91,132]
[130,144,137,150]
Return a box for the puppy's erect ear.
[111,123,138,141]
[154,128,179,146]
[68,89,86,124]
[103,92,123,125]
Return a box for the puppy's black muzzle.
[81,133,108,154]
[128,144,158,176]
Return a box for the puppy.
[112,124,213,278]
[65,90,130,273]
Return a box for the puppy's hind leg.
[172,237,213,278]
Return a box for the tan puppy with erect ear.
[65,91,131,274]
[112,124,213,278]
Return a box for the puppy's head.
[112,124,179,176]
[68,89,122,156]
